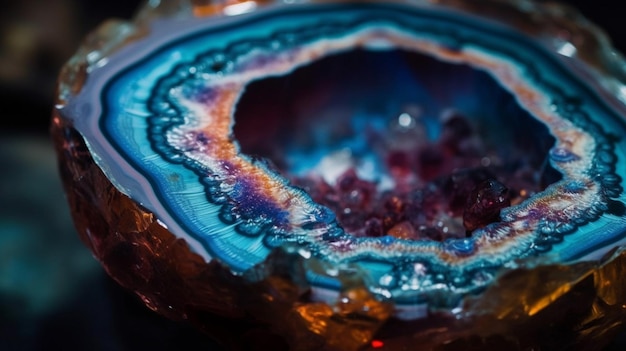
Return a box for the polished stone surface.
[47,0,626,349]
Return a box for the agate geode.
[53,1,626,349]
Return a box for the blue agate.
[61,2,626,318]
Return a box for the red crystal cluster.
[292,111,540,241]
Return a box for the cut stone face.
[54,0,626,348]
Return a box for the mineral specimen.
[53,0,626,350]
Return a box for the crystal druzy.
[55,0,626,346]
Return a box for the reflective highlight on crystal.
[58,0,626,330]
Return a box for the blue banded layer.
[62,2,626,313]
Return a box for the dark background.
[0,1,625,350]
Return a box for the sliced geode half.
[53,0,626,349]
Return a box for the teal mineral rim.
[64,2,626,309]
